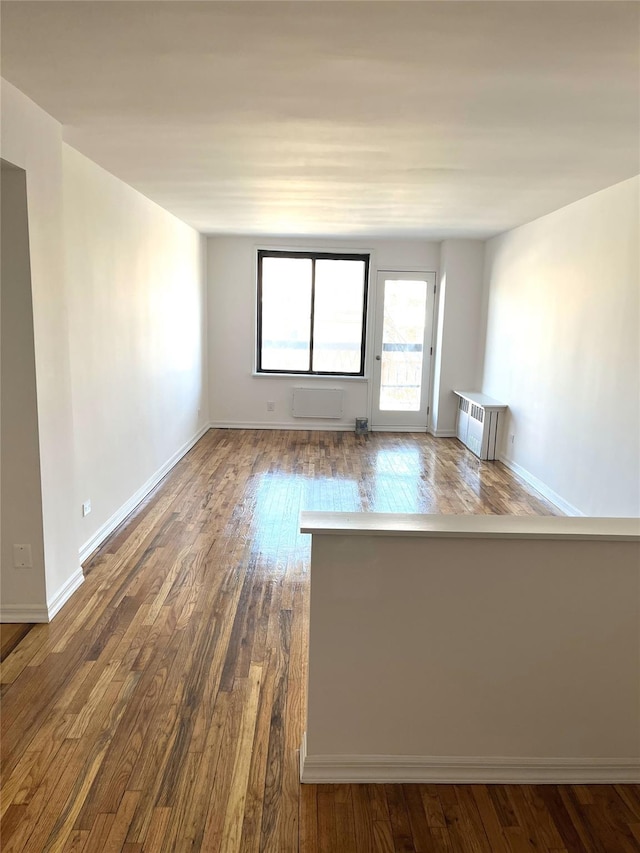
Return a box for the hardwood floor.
[300,783,640,853]
[0,625,33,662]
[1,429,637,852]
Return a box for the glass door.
[371,272,436,430]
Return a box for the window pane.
[379,279,427,411]
[312,260,365,374]
[261,257,312,371]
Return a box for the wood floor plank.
[0,624,33,662]
[316,791,337,853]
[509,784,561,851]
[219,663,263,852]
[402,784,441,853]
[429,826,454,853]
[372,819,396,853]
[615,785,640,821]
[0,624,50,684]
[470,784,510,853]
[80,813,115,852]
[101,791,141,853]
[1,714,76,818]
[575,787,640,853]
[420,784,447,830]
[1,738,79,853]
[454,785,494,853]
[1,429,635,852]
[558,786,610,853]
[436,785,477,852]
[198,676,248,852]
[240,651,277,852]
[259,608,293,851]
[1,642,89,773]
[299,784,319,853]
[537,786,588,853]
[351,785,377,852]
[334,796,357,853]
[60,829,89,852]
[1,750,41,817]
[385,785,416,852]
[138,806,171,851]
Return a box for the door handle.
[375,355,381,361]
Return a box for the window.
[257,250,370,376]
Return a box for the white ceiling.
[1,1,638,239]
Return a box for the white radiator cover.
[454,391,507,461]
[292,387,344,419]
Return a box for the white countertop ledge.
[299,512,640,541]
[453,390,507,409]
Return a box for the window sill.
[252,372,369,382]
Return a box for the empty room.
[1,2,639,851]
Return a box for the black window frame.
[256,249,370,377]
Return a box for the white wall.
[1,80,79,615]
[481,177,640,517]
[1,164,48,618]
[431,239,485,435]
[63,145,208,559]
[207,236,440,429]
[0,79,209,619]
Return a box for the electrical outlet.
[13,544,32,568]
[267,401,275,412]
[82,500,92,517]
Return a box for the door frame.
[368,270,437,432]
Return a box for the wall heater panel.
[292,388,343,419]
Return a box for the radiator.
[291,388,343,419]
[454,391,507,461]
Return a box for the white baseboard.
[0,603,50,623]
[299,737,640,784]
[47,567,84,621]
[499,455,584,517]
[209,420,353,432]
[370,425,428,433]
[429,428,457,438]
[210,421,434,434]
[79,423,210,565]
